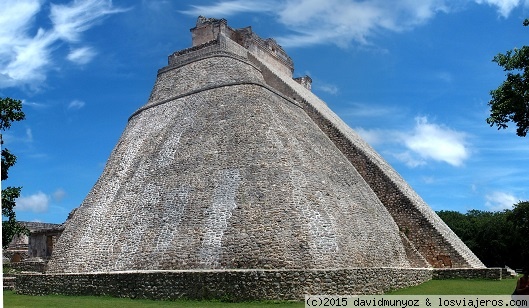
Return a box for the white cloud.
[182,0,525,48]
[355,127,401,145]
[50,0,128,42]
[181,0,275,17]
[16,191,49,213]
[393,151,427,167]
[183,0,451,48]
[0,0,127,89]
[315,83,339,95]
[22,100,47,109]
[68,99,85,110]
[344,102,400,118]
[67,46,97,64]
[25,128,33,142]
[0,0,41,56]
[402,117,469,167]
[52,188,66,202]
[485,191,518,211]
[356,116,470,167]
[474,0,522,17]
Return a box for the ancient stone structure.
[17,17,488,299]
[4,222,63,264]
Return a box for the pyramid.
[46,17,484,275]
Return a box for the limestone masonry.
[20,17,488,298]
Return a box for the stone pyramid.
[46,17,484,274]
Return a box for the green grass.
[3,279,519,307]
[2,291,304,308]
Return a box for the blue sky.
[1,0,528,224]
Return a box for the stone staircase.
[3,274,16,290]
[3,258,48,291]
[504,266,518,278]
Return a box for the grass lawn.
[2,291,304,308]
[3,278,519,307]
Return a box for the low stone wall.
[432,268,502,280]
[16,268,432,301]
[15,268,504,301]
[11,260,47,273]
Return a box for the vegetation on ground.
[437,202,529,269]
[3,279,519,307]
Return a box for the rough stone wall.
[11,261,47,273]
[46,21,484,277]
[189,17,294,77]
[247,51,485,269]
[191,17,232,47]
[15,268,503,300]
[432,268,502,280]
[47,35,416,273]
[16,268,433,300]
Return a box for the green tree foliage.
[1,97,28,248]
[487,19,529,137]
[438,207,527,269]
[508,201,529,264]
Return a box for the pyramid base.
[14,268,501,300]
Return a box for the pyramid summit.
[20,17,488,299]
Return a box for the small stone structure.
[4,222,63,265]
[17,17,489,300]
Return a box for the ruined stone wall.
[248,53,485,269]
[17,268,433,300]
[239,29,294,77]
[188,17,293,77]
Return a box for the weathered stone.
[17,16,488,300]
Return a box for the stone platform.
[15,268,502,301]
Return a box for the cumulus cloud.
[402,117,469,167]
[356,116,470,167]
[485,191,518,211]
[16,191,50,213]
[182,0,526,48]
[0,0,127,89]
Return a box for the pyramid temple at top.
[46,17,484,275]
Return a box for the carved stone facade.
[25,17,486,297]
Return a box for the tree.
[1,97,28,248]
[437,209,521,268]
[487,19,529,137]
[508,201,529,267]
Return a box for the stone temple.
[17,17,489,300]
